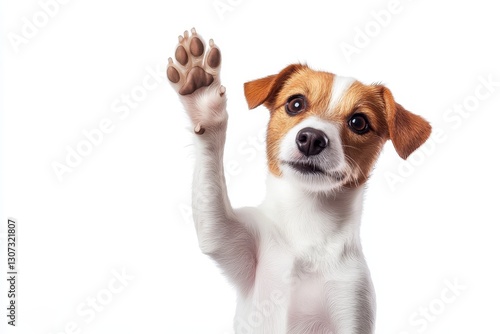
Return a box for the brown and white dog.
[167,28,431,334]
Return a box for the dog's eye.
[285,95,306,115]
[348,113,370,134]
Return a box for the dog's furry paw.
[167,28,227,134]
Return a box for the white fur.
[219,174,375,334]
[328,76,356,114]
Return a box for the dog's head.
[244,64,431,193]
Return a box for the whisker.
[344,154,368,183]
[342,144,362,152]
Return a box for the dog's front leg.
[328,271,376,334]
[167,29,258,293]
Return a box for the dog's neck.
[259,174,365,252]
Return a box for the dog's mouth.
[284,161,345,182]
[286,161,325,175]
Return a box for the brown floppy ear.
[381,87,432,159]
[244,64,304,110]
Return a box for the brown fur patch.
[334,81,389,186]
[244,64,305,110]
[380,87,432,159]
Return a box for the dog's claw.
[220,85,226,96]
[194,123,205,135]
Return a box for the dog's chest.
[234,236,336,333]
[232,184,363,332]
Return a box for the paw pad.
[175,45,188,66]
[189,37,204,57]
[167,28,222,96]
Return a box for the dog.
[167,28,431,334]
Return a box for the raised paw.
[167,28,226,135]
[167,28,222,96]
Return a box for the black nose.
[296,127,329,156]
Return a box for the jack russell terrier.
[167,28,431,334]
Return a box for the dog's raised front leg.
[167,29,257,293]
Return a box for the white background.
[1,0,499,333]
